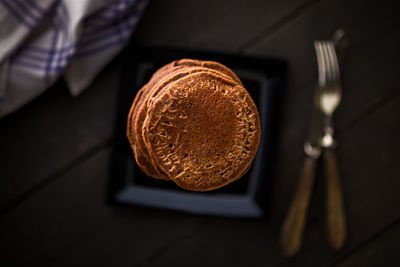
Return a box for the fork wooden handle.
[280,156,317,256]
[324,148,346,249]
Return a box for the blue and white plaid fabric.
[0,0,149,117]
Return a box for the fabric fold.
[0,0,149,117]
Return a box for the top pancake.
[129,59,242,179]
[142,71,261,191]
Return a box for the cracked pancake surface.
[143,71,260,191]
[127,59,260,191]
[130,59,242,179]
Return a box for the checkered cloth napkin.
[0,0,149,117]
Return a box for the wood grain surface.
[0,0,399,266]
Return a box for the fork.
[314,40,347,249]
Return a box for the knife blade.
[304,100,324,158]
[280,88,324,256]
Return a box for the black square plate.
[108,44,287,218]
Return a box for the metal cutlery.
[280,30,347,256]
[279,70,323,257]
[314,40,347,250]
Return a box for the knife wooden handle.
[324,147,346,249]
[280,156,317,256]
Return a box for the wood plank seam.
[0,139,113,217]
[238,0,321,52]
[338,87,400,136]
[274,88,400,174]
[329,216,400,267]
[144,218,211,263]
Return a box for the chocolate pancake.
[139,66,239,173]
[126,85,164,178]
[128,62,186,179]
[132,60,242,178]
[128,60,203,179]
[143,71,261,191]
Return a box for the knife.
[280,79,324,257]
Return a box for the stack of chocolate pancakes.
[127,59,261,191]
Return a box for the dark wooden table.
[1,0,399,266]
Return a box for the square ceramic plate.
[108,44,287,217]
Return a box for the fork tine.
[322,42,334,86]
[314,41,327,87]
[316,41,330,87]
[326,42,341,86]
